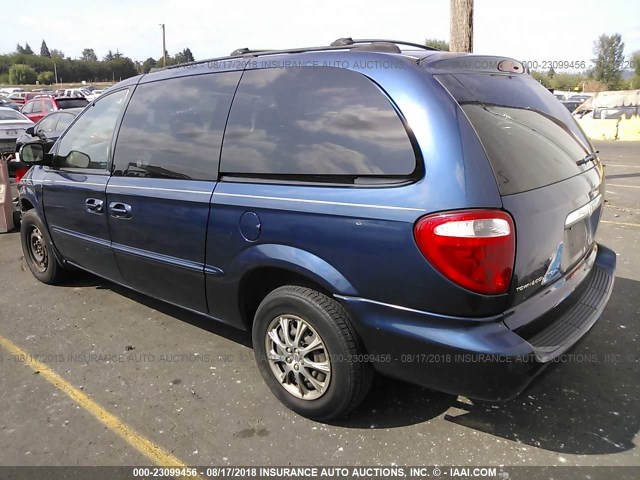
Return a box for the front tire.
[20,210,65,284]
[252,285,373,420]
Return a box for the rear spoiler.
[421,55,527,75]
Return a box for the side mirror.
[25,126,35,135]
[19,144,52,166]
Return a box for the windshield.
[0,109,28,121]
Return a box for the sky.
[3,0,640,70]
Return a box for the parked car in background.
[568,94,590,102]
[20,96,89,123]
[17,40,616,420]
[15,108,82,155]
[0,97,21,110]
[23,92,48,103]
[553,93,567,101]
[0,107,33,163]
[561,100,583,112]
[6,92,27,104]
[63,88,91,98]
[12,108,82,183]
[0,87,24,95]
[85,90,103,101]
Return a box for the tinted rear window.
[221,67,416,180]
[56,98,89,109]
[437,73,593,195]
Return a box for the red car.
[20,96,89,123]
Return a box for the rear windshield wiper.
[576,151,599,166]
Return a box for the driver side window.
[56,89,129,170]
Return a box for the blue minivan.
[18,39,615,420]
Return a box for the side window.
[37,113,59,133]
[22,102,33,114]
[44,101,54,113]
[55,112,74,131]
[32,101,43,114]
[220,67,417,179]
[56,89,129,171]
[113,71,241,180]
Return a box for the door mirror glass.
[25,126,35,135]
[20,144,49,165]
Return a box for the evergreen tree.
[40,40,51,57]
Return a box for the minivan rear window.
[436,73,594,195]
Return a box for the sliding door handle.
[109,202,132,218]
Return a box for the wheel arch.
[231,244,357,330]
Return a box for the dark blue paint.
[239,212,261,242]
[19,47,617,401]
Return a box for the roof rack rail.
[163,39,436,71]
[330,38,439,51]
[229,48,271,56]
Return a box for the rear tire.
[20,210,65,284]
[252,285,373,420]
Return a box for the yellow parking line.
[607,183,640,189]
[601,220,640,228]
[0,335,196,472]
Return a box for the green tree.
[633,50,640,77]
[591,33,625,89]
[425,38,450,51]
[16,43,25,54]
[37,71,55,84]
[141,57,157,73]
[103,50,115,61]
[49,49,65,59]
[8,64,37,84]
[173,48,195,64]
[630,50,640,89]
[547,66,556,78]
[81,48,98,61]
[23,43,34,55]
[550,72,585,91]
[531,70,552,88]
[40,40,51,57]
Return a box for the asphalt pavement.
[0,141,638,472]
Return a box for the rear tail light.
[414,210,515,295]
[15,167,29,184]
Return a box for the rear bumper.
[337,243,616,401]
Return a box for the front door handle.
[109,202,132,218]
[85,198,104,214]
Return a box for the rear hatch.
[434,70,604,308]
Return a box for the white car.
[0,87,25,95]
[0,107,33,162]
[84,90,104,101]
[63,88,93,98]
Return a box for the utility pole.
[53,61,58,84]
[160,23,167,67]
[450,0,473,53]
